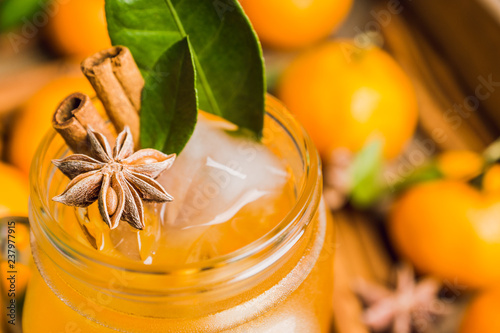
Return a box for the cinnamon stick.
[53,92,113,155]
[379,4,495,151]
[331,210,391,333]
[109,47,144,111]
[403,0,500,134]
[80,46,143,147]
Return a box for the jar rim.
[29,95,321,279]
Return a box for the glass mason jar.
[24,96,335,332]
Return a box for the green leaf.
[0,0,48,31]
[388,162,443,194]
[106,0,265,137]
[349,140,384,208]
[140,37,198,155]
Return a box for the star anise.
[324,148,353,210]
[354,265,447,333]
[52,126,175,230]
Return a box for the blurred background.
[1,0,500,332]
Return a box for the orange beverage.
[24,96,335,332]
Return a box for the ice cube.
[157,113,290,230]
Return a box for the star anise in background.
[324,148,353,210]
[354,265,447,333]
[53,126,175,230]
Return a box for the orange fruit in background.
[46,0,111,58]
[278,40,418,159]
[483,164,500,194]
[389,180,500,288]
[0,162,29,218]
[8,76,96,175]
[239,0,353,50]
[436,150,484,181]
[460,289,500,333]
